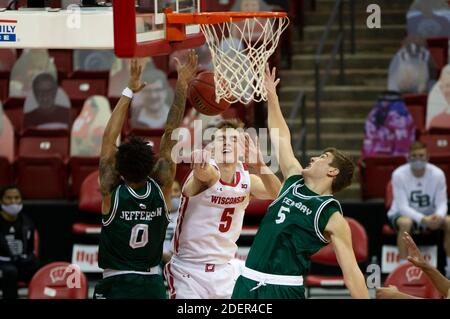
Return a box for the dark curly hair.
[116,136,155,183]
[0,184,21,200]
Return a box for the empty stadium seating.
[69,156,100,198]
[61,77,108,101]
[403,93,428,135]
[72,170,102,235]
[16,155,68,199]
[420,134,450,156]
[359,156,407,199]
[3,97,25,133]
[19,128,69,159]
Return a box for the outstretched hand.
[264,64,280,97]
[238,132,265,170]
[403,232,431,270]
[175,50,198,85]
[191,148,212,169]
[128,59,147,93]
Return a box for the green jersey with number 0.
[245,175,342,276]
[98,178,169,271]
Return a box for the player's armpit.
[325,213,369,299]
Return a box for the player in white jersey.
[164,119,282,299]
[387,141,450,277]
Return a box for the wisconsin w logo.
[406,266,423,282]
[410,191,430,207]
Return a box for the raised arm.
[240,132,281,199]
[325,213,369,299]
[100,59,146,214]
[265,64,303,180]
[152,50,198,206]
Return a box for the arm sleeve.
[392,172,425,224]
[435,172,448,218]
[279,175,301,195]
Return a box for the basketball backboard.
[0,0,205,57]
[114,0,205,57]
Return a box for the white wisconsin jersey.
[388,163,447,218]
[172,160,251,264]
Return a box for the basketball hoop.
[166,11,290,104]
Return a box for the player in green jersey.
[231,65,369,299]
[94,52,198,299]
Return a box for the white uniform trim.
[268,179,301,208]
[314,198,343,243]
[149,178,170,222]
[103,267,160,279]
[102,185,121,227]
[242,266,304,287]
[125,181,151,199]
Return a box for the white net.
[200,15,289,104]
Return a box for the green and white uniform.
[94,178,169,299]
[232,175,342,299]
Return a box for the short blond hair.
[215,119,245,130]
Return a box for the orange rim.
[166,11,288,25]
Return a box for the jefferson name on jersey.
[120,207,163,221]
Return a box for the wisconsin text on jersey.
[120,207,163,221]
[211,195,247,205]
[282,197,313,215]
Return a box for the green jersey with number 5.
[98,178,169,271]
[245,175,342,276]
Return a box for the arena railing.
[313,0,355,149]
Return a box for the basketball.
[188,71,231,116]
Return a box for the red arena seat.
[305,218,368,292]
[16,155,68,199]
[69,156,99,198]
[72,170,102,235]
[28,262,88,299]
[420,134,450,157]
[359,156,407,199]
[384,262,442,299]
